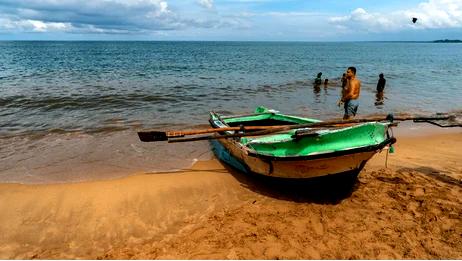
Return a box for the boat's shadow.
[224,165,360,204]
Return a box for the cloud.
[0,17,72,32]
[198,0,214,9]
[329,8,397,33]
[329,0,462,33]
[0,0,225,34]
[411,0,462,28]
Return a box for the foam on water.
[0,130,213,184]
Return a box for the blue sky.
[0,0,461,41]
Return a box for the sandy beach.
[0,125,461,259]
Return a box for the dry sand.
[0,126,461,259]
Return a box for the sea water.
[1,41,461,183]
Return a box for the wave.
[0,118,192,140]
[0,93,181,111]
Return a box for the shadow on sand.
[222,164,360,205]
[143,161,361,204]
[398,166,462,187]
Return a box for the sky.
[0,0,461,41]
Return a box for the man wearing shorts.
[338,67,361,120]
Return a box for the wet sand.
[0,126,461,259]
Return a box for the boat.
[208,107,396,179]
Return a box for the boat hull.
[211,137,385,179]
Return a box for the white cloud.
[0,18,73,32]
[198,0,214,9]
[28,20,72,32]
[329,0,462,33]
[412,0,462,28]
[0,0,216,34]
[0,0,249,35]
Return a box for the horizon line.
[0,39,458,43]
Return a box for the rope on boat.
[385,126,395,168]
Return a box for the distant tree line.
[433,39,462,43]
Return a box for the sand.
[0,126,461,259]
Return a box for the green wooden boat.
[209,107,396,179]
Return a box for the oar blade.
[138,131,168,142]
[413,113,462,127]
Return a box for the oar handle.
[167,125,279,136]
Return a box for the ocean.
[1,41,461,183]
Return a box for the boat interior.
[221,113,318,128]
[225,118,298,127]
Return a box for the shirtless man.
[338,67,361,119]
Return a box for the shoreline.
[0,125,460,259]
[0,121,460,185]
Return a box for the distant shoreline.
[433,39,462,43]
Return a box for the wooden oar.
[167,128,305,143]
[138,113,459,142]
[137,125,299,142]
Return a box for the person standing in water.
[338,67,361,119]
[375,73,386,105]
[314,72,322,85]
[339,73,347,100]
[376,73,386,92]
[341,73,347,89]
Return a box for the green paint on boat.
[223,112,320,126]
[211,108,390,158]
[243,123,388,157]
